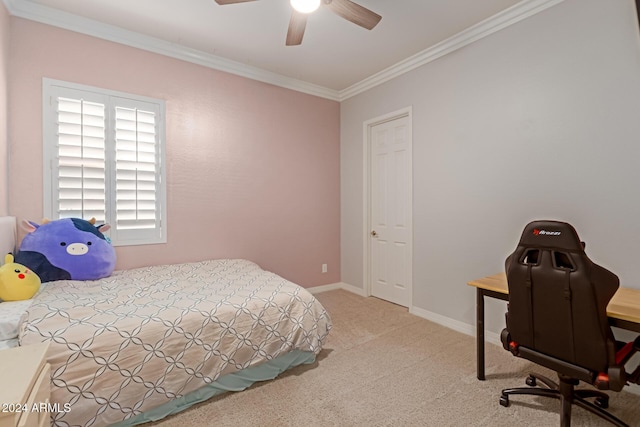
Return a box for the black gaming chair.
[500,220,640,426]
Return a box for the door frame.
[362,106,413,304]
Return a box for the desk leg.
[476,288,485,380]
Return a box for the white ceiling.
[5,0,550,98]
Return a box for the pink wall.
[8,17,340,287]
[0,2,9,216]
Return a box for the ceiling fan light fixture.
[290,0,321,14]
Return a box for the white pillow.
[0,300,32,341]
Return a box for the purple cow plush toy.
[15,218,116,282]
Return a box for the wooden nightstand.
[0,343,50,427]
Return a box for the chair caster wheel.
[500,395,510,407]
[594,396,609,409]
[526,375,536,387]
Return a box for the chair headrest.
[516,220,584,252]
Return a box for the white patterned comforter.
[19,259,332,427]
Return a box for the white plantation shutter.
[56,97,107,222]
[43,79,166,246]
[110,99,163,243]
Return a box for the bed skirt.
[112,350,317,426]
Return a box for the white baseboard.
[340,282,367,296]
[306,282,343,294]
[307,282,367,297]
[409,305,501,346]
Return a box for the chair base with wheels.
[500,372,628,427]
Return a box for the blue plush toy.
[15,218,116,282]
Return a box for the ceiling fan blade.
[286,11,307,46]
[214,0,257,5]
[324,0,381,30]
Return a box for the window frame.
[42,78,167,247]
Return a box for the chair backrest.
[505,220,619,374]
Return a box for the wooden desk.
[468,273,640,380]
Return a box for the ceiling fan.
[213,0,382,46]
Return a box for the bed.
[0,218,332,427]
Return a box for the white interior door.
[368,111,412,307]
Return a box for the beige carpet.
[150,289,640,426]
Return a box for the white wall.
[341,0,640,335]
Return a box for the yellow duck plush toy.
[0,253,41,301]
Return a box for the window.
[43,79,166,246]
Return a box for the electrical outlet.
[321,264,328,273]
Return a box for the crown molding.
[2,0,340,101]
[3,0,565,103]
[338,0,566,101]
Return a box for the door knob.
[371,230,378,237]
